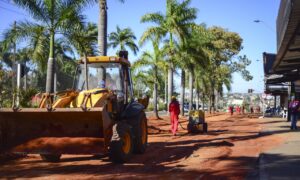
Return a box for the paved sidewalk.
[249,117,300,180]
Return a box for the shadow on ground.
[0,114,292,179]
[247,153,300,179]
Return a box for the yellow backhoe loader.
[0,51,149,163]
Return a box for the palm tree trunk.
[153,66,160,119]
[12,21,16,92]
[153,83,159,118]
[209,94,212,114]
[196,88,199,110]
[167,32,174,111]
[99,0,107,56]
[24,62,27,90]
[45,31,55,93]
[202,93,205,111]
[194,89,197,109]
[188,71,193,111]
[165,73,168,110]
[167,64,173,111]
[211,92,216,113]
[215,90,219,111]
[84,55,88,90]
[180,69,185,116]
[54,71,57,93]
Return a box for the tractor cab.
[68,55,136,110]
[79,55,133,99]
[76,62,123,92]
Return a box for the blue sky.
[0,0,280,93]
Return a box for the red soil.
[0,113,283,179]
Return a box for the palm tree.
[98,0,125,56]
[194,68,211,110]
[1,23,96,92]
[2,0,90,93]
[108,26,139,55]
[63,22,98,57]
[131,70,150,98]
[140,0,197,110]
[63,22,98,90]
[176,24,210,112]
[133,36,166,119]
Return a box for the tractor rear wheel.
[187,122,200,133]
[129,112,148,154]
[203,122,208,133]
[40,154,61,162]
[109,122,133,163]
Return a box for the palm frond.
[140,12,164,24]
[13,0,49,25]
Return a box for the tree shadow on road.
[247,153,300,179]
[0,139,236,179]
[0,114,294,179]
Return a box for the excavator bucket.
[0,107,113,155]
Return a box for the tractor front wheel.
[129,112,148,154]
[109,122,133,163]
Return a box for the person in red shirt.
[169,96,180,136]
[236,106,241,114]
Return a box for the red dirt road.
[0,113,283,179]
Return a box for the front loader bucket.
[0,107,113,155]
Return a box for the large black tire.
[128,112,148,154]
[187,123,207,133]
[109,122,133,163]
[40,154,61,162]
[187,122,193,133]
[203,122,208,133]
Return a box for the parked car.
[184,103,189,112]
[183,103,203,112]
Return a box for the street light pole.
[254,19,275,32]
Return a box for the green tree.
[194,67,211,110]
[134,35,166,119]
[140,0,197,109]
[206,26,253,113]
[180,24,210,112]
[108,26,139,55]
[63,22,98,57]
[2,0,90,93]
[62,22,98,90]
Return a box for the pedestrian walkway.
[249,117,300,180]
